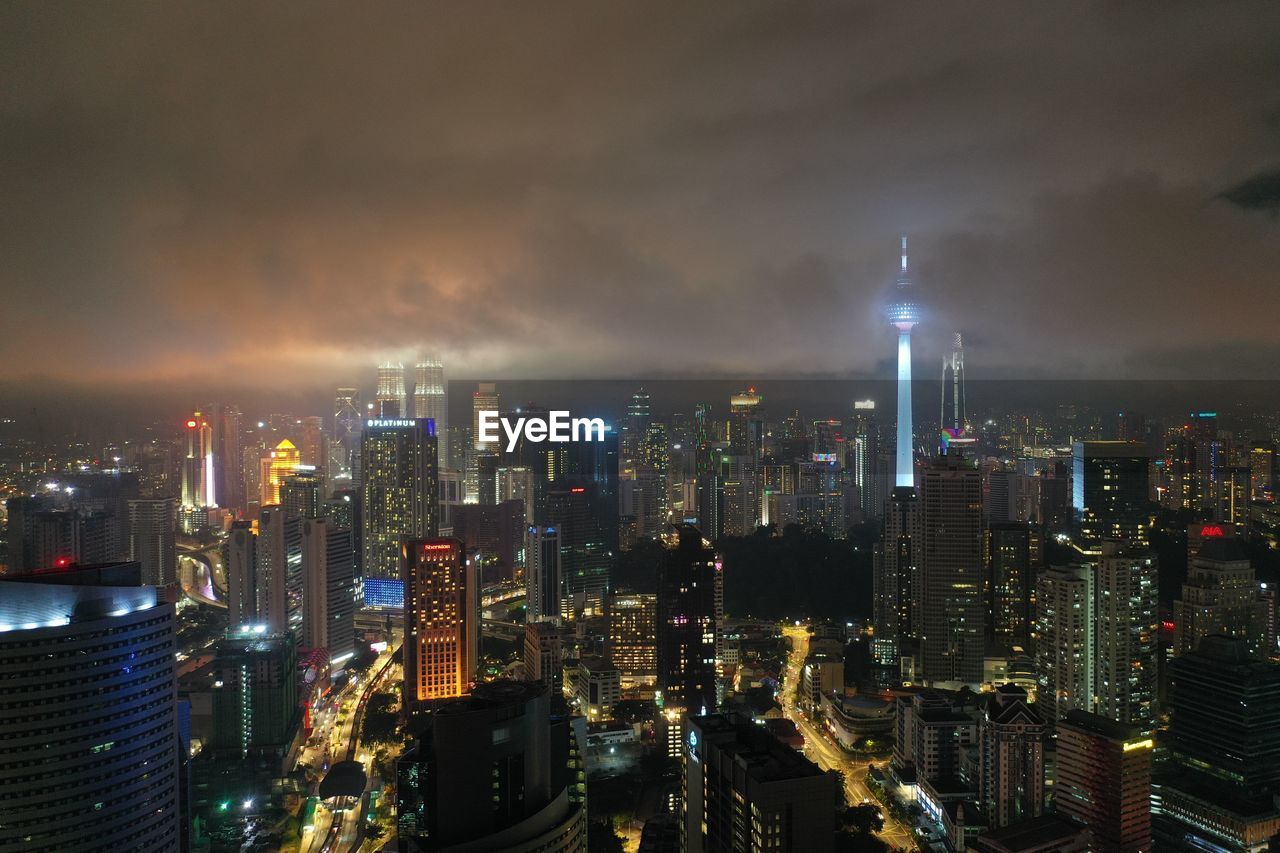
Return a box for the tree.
[586,817,625,853]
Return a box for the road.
[298,644,400,853]
[178,543,227,609]
[779,624,915,851]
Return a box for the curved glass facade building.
[0,567,181,852]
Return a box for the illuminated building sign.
[420,542,455,552]
[1199,524,1225,539]
[477,410,606,452]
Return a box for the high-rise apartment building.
[258,505,303,635]
[402,538,477,712]
[1055,710,1152,853]
[207,627,302,765]
[127,496,177,587]
[978,685,1044,829]
[1035,563,1095,726]
[361,417,439,579]
[1173,535,1268,657]
[1094,542,1158,731]
[301,517,355,667]
[226,519,258,627]
[0,563,182,851]
[873,486,922,667]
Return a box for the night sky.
[3,2,1280,398]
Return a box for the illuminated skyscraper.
[526,524,563,622]
[1056,711,1152,853]
[1036,563,1095,726]
[127,496,177,587]
[262,438,300,506]
[608,591,658,689]
[360,417,439,579]
[376,362,408,418]
[258,504,303,635]
[333,387,361,480]
[472,382,500,452]
[413,358,448,466]
[1094,541,1158,732]
[885,235,921,489]
[402,538,477,712]
[1072,441,1150,553]
[181,410,216,509]
[213,403,245,512]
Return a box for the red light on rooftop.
[186,419,198,429]
[53,557,70,568]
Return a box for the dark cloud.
[2,1,1280,392]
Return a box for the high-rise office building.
[1154,637,1280,852]
[1072,440,1150,552]
[413,358,448,466]
[333,387,361,480]
[395,680,587,852]
[301,517,355,667]
[214,403,246,513]
[527,524,563,622]
[226,519,258,627]
[978,685,1045,829]
[361,417,439,579]
[608,591,658,689]
[497,465,536,529]
[987,521,1041,645]
[127,496,177,587]
[683,713,837,853]
[181,410,216,510]
[850,399,883,521]
[376,362,408,418]
[261,438,301,506]
[402,538,477,712]
[1055,710,1152,853]
[0,563,182,851]
[258,505,302,635]
[1173,535,1268,657]
[280,469,324,519]
[524,620,564,692]
[547,480,611,617]
[872,486,921,668]
[657,527,720,725]
[1094,541,1158,731]
[1035,563,1095,726]
[918,452,985,685]
[471,382,500,452]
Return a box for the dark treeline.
[611,526,875,624]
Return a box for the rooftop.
[692,713,827,783]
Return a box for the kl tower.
[885,234,921,488]
[872,235,925,669]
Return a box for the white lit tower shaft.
[886,235,921,489]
